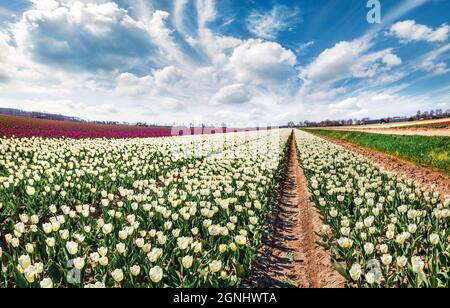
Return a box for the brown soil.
[250,135,346,288]
[314,134,450,198]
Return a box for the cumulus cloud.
[299,38,402,86]
[114,73,153,97]
[247,5,300,40]
[228,39,297,85]
[382,53,402,67]
[114,65,187,98]
[329,97,367,118]
[388,20,449,43]
[299,39,369,85]
[213,84,251,105]
[14,1,157,72]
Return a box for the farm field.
[394,121,450,130]
[0,129,290,288]
[295,130,449,288]
[322,118,450,129]
[0,114,173,139]
[307,130,450,176]
[0,127,448,288]
[316,118,450,137]
[1,0,449,294]
[0,114,256,139]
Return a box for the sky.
[0,0,449,126]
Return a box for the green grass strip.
[307,129,450,176]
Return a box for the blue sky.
[0,0,449,125]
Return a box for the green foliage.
[308,130,450,175]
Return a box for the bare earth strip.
[313,133,450,198]
[320,118,450,129]
[313,127,450,137]
[250,135,345,288]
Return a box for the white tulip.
[429,234,440,245]
[411,257,424,273]
[149,266,163,283]
[66,241,78,255]
[73,257,85,270]
[381,254,392,266]
[209,260,222,273]
[40,278,53,288]
[349,263,362,281]
[130,265,141,276]
[182,256,194,269]
[111,269,124,283]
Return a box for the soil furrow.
[251,133,345,288]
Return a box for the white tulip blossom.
[149,266,163,283]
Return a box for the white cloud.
[247,5,300,40]
[173,0,189,35]
[420,43,450,75]
[213,84,251,105]
[113,73,153,97]
[389,20,449,43]
[382,53,402,67]
[297,41,315,53]
[228,39,297,85]
[299,38,401,86]
[196,0,216,29]
[299,39,369,85]
[307,87,347,101]
[13,1,161,72]
[324,91,430,120]
[0,32,13,81]
[124,0,154,23]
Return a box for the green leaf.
[15,274,29,289]
[332,261,350,281]
[418,272,430,288]
[233,262,247,278]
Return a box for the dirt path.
[314,134,450,198]
[250,135,345,288]
[320,128,450,137]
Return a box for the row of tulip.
[0,129,290,287]
[295,130,449,288]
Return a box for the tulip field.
[0,126,448,288]
[0,129,290,288]
[295,130,449,288]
